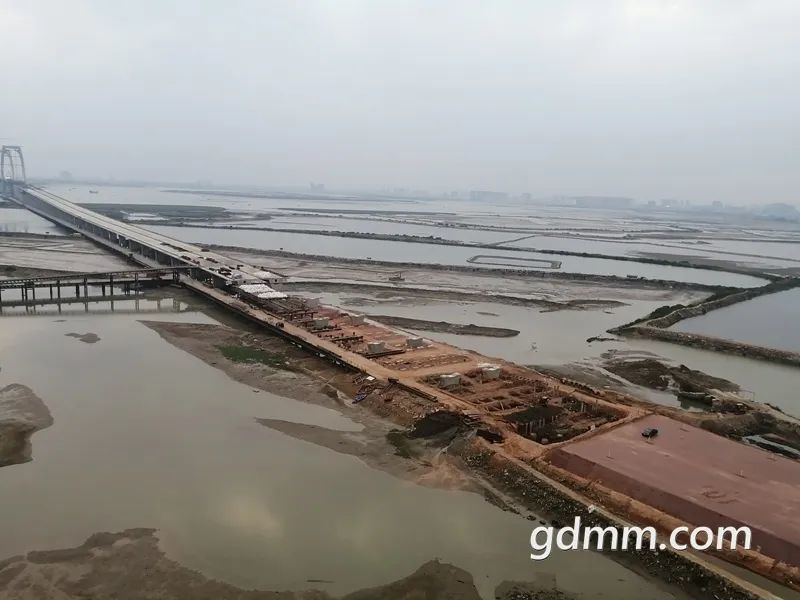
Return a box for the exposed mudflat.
[0,528,505,600]
[142,320,479,491]
[1,264,71,279]
[602,353,740,396]
[58,320,594,600]
[216,247,712,301]
[141,320,433,426]
[256,418,480,494]
[65,332,101,344]
[0,384,53,468]
[287,282,628,314]
[0,234,130,273]
[80,202,242,222]
[367,314,519,337]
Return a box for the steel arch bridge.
[1,145,26,194]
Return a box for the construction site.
[547,414,800,567]
[233,281,631,447]
[224,274,800,591]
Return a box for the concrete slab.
[548,414,800,565]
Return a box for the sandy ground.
[0,234,130,274]
[0,384,53,468]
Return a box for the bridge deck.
[0,267,188,289]
[11,186,274,287]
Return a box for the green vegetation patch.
[217,344,290,370]
[386,430,416,459]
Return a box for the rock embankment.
[645,278,800,329]
[614,277,800,367]
[627,327,800,367]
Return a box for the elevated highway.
[6,184,279,289]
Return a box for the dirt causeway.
[367,314,520,337]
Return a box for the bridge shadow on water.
[0,293,191,317]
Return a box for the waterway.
[298,289,679,373]
[0,207,66,236]
[37,184,791,279]
[673,288,800,354]
[0,300,686,600]
[141,224,765,287]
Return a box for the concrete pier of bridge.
[0,267,185,305]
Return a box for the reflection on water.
[0,308,683,600]
[0,207,67,236]
[0,290,190,317]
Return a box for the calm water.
[207,219,798,271]
[0,292,190,317]
[0,306,684,600]
[41,183,790,278]
[674,289,800,354]
[0,207,67,235]
[142,224,765,288]
[301,289,671,368]
[503,235,800,271]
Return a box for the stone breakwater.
[646,279,800,329]
[613,278,800,367]
[626,327,800,368]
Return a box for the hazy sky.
[1,1,798,203]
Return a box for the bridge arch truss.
[1,145,26,184]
